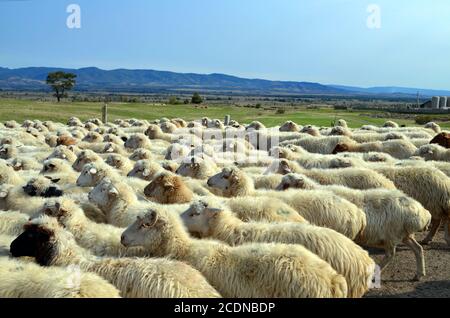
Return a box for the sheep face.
[301,125,320,136]
[207,168,241,192]
[77,163,102,187]
[8,158,25,171]
[424,122,441,133]
[124,134,148,150]
[102,142,121,154]
[82,132,102,143]
[23,177,63,198]
[336,119,348,128]
[45,135,59,147]
[165,144,190,160]
[72,151,97,171]
[0,145,13,159]
[416,145,439,161]
[264,160,293,175]
[276,174,308,191]
[383,121,399,128]
[144,173,192,204]
[56,135,78,146]
[10,222,57,266]
[329,157,354,169]
[121,211,165,249]
[41,160,60,174]
[127,161,158,181]
[279,121,300,132]
[176,157,212,179]
[47,146,77,163]
[269,147,289,159]
[384,132,405,141]
[430,133,450,149]
[105,154,125,169]
[145,125,163,139]
[160,122,177,133]
[332,143,350,155]
[329,126,350,136]
[180,201,221,237]
[103,134,123,145]
[88,179,119,208]
[129,148,152,161]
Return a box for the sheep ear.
[205,208,222,218]
[109,187,119,196]
[51,178,61,184]
[142,169,150,177]
[89,168,98,175]
[106,147,114,153]
[163,182,174,189]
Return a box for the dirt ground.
[365,230,450,298]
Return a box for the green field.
[1,98,449,129]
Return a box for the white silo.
[439,96,447,109]
[432,96,440,109]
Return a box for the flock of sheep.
[0,115,449,298]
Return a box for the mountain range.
[0,66,449,97]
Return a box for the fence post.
[224,114,231,126]
[102,103,108,123]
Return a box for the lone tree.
[46,71,77,102]
[191,92,203,104]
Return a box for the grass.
[1,98,450,128]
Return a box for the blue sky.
[0,0,449,89]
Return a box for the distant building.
[421,96,450,109]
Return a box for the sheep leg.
[379,245,396,273]
[403,236,426,281]
[421,218,441,245]
[444,218,450,247]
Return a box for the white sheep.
[175,156,220,180]
[265,159,396,190]
[332,139,418,159]
[10,216,221,298]
[105,153,134,175]
[207,167,366,239]
[277,173,431,280]
[121,208,348,298]
[416,144,450,162]
[181,201,375,298]
[127,160,164,181]
[40,158,79,184]
[89,178,190,227]
[0,210,29,236]
[0,256,121,298]
[279,135,355,154]
[32,198,154,257]
[367,164,450,246]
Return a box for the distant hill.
[329,85,450,98]
[0,66,448,97]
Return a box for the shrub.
[415,115,435,125]
[276,108,286,114]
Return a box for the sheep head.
[144,173,193,204]
[23,177,63,198]
[88,178,120,208]
[127,160,160,181]
[124,134,149,150]
[332,143,350,154]
[77,163,105,187]
[180,201,222,237]
[430,132,450,149]
[276,173,308,191]
[129,148,152,161]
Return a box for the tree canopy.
[46,71,77,102]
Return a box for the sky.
[0,0,449,90]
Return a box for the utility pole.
[102,102,108,123]
[416,91,420,109]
